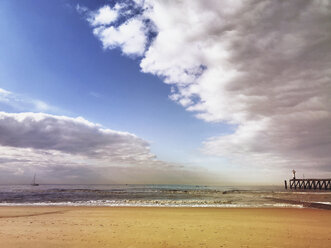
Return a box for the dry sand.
[0,207,330,248]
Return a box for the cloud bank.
[0,112,152,162]
[0,112,215,184]
[84,0,331,172]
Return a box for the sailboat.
[31,173,39,186]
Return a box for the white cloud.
[88,5,119,26]
[0,88,11,96]
[84,0,331,173]
[0,88,58,113]
[76,4,88,14]
[82,3,147,56]
[93,17,147,56]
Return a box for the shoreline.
[1,198,330,209]
[1,206,330,247]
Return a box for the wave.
[0,199,304,208]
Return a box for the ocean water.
[0,184,329,208]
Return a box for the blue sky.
[0,0,232,165]
[0,0,329,184]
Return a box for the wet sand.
[0,207,330,248]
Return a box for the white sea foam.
[315,202,331,205]
[288,192,331,195]
[0,200,304,208]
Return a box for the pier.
[284,170,331,190]
[289,179,331,190]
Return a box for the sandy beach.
[0,207,330,248]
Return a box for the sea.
[0,184,330,208]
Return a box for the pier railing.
[289,179,331,190]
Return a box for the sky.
[0,0,330,185]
